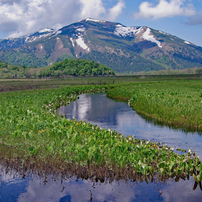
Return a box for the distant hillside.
[0,59,115,78]
[0,60,33,78]
[0,18,202,73]
[0,60,7,68]
[38,59,115,77]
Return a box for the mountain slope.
[0,18,202,73]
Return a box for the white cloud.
[108,0,125,21]
[0,0,79,38]
[17,177,136,202]
[79,0,106,19]
[0,0,125,38]
[134,0,195,20]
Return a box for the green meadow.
[0,77,201,183]
[108,79,202,131]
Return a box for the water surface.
[58,93,202,159]
[1,93,202,201]
[0,167,201,202]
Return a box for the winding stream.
[58,94,202,159]
[0,93,201,201]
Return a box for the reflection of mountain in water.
[58,93,202,160]
[59,94,122,126]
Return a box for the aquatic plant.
[0,80,201,185]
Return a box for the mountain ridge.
[0,18,202,73]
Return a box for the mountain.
[0,18,202,73]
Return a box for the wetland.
[0,77,201,201]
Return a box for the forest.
[0,59,115,78]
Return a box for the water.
[58,94,202,159]
[0,171,201,202]
[1,93,202,201]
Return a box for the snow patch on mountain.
[25,36,37,43]
[39,44,43,50]
[85,18,106,23]
[24,28,62,43]
[76,36,90,51]
[76,27,85,32]
[25,30,57,43]
[159,30,169,36]
[39,28,53,33]
[143,28,162,48]
[136,27,143,35]
[25,33,52,43]
[184,41,191,45]
[114,25,142,37]
[55,30,62,35]
[70,38,75,47]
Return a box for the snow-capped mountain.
[0,18,202,72]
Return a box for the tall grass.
[0,81,201,183]
[107,80,202,131]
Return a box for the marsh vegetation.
[0,76,201,187]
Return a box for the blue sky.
[0,0,201,46]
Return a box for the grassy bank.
[0,80,202,183]
[107,80,202,131]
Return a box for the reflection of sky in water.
[0,166,28,201]
[19,178,200,202]
[1,94,202,201]
[58,94,202,159]
[1,170,201,202]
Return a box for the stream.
[0,93,201,201]
[58,94,202,159]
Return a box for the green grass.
[0,74,201,92]
[107,79,202,131]
[0,78,202,183]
